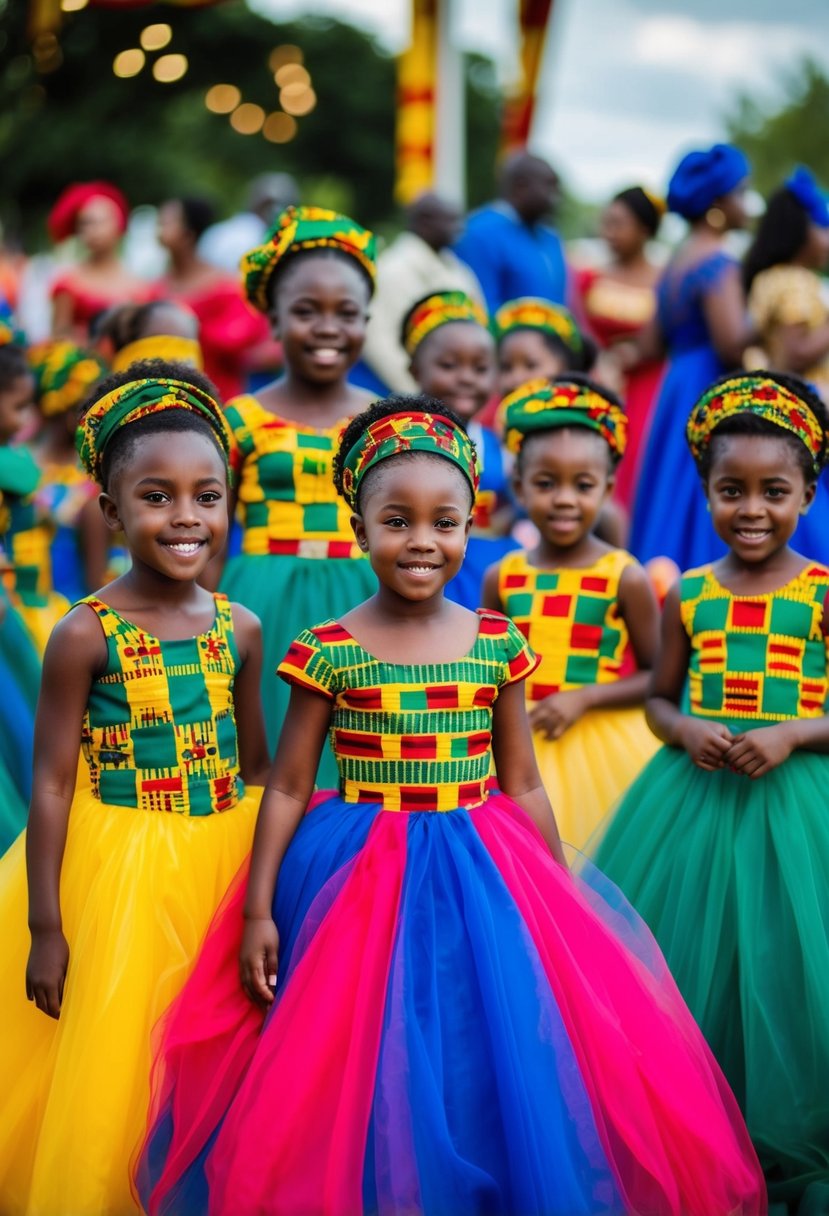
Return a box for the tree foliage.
[0,0,500,248]
[724,59,829,197]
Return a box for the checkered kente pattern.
[80,594,244,814]
[680,564,829,722]
[497,549,637,702]
[278,610,539,811]
[225,395,362,558]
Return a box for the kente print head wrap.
[492,298,583,356]
[28,341,107,417]
[241,205,377,313]
[402,291,489,357]
[76,376,234,484]
[501,377,627,464]
[340,410,480,509]
[686,373,826,475]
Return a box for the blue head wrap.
[785,166,829,229]
[667,144,750,220]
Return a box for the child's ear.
[98,492,122,533]
[801,481,818,514]
[512,471,526,508]
[268,305,281,340]
[351,512,369,552]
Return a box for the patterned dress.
[0,594,262,1216]
[498,548,658,847]
[34,460,99,602]
[139,611,763,1216]
[220,395,377,773]
[594,563,829,1207]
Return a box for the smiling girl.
[215,206,378,776]
[0,361,268,1215]
[595,371,829,1209]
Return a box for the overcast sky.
[250,0,829,201]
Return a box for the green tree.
[724,59,829,196]
[0,1,500,247]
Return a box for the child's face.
[0,373,35,443]
[271,257,369,385]
[515,428,612,550]
[411,323,495,421]
[101,429,228,582]
[705,433,814,563]
[497,330,567,399]
[353,455,472,603]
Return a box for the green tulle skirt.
[220,553,377,785]
[591,740,829,1209]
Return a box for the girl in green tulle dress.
[594,370,829,1213]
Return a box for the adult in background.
[361,192,483,393]
[454,151,569,312]
[48,182,150,342]
[628,144,754,570]
[154,196,269,402]
[576,187,666,514]
[198,173,299,275]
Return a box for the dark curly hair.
[698,369,828,483]
[333,393,473,510]
[80,359,227,491]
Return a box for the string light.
[268,45,303,72]
[230,103,265,135]
[113,48,145,78]
[153,53,188,83]
[263,112,297,143]
[140,24,173,52]
[280,83,316,116]
[274,63,309,88]
[205,84,241,114]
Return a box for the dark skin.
[483,427,659,740]
[239,453,566,1008]
[764,222,829,373]
[648,432,829,778]
[25,428,269,1018]
[202,254,374,589]
[33,406,112,592]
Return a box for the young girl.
[137,396,764,1216]
[594,371,829,1210]
[215,205,378,778]
[0,362,268,1215]
[493,296,592,399]
[28,339,110,602]
[95,298,205,375]
[404,289,519,608]
[483,377,660,848]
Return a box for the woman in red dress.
[577,187,665,513]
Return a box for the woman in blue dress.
[629,144,755,569]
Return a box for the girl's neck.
[85,249,121,271]
[531,531,610,569]
[262,370,359,425]
[714,544,806,595]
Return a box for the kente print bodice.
[224,395,362,558]
[680,564,829,722]
[278,610,538,811]
[498,548,636,702]
[80,594,243,813]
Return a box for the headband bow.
[76,377,234,484]
[501,378,627,461]
[341,411,480,509]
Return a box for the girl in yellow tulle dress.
[0,360,268,1215]
[483,376,660,847]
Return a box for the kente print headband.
[341,411,480,508]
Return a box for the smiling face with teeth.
[705,432,816,568]
[351,452,473,607]
[100,427,229,585]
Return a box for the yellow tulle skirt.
[0,776,261,1216]
[533,705,660,850]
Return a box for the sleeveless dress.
[593,564,829,1209]
[219,395,377,777]
[576,267,665,513]
[444,421,520,610]
[629,251,734,568]
[0,594,262,1216]
[498,548,659,848]
[137,611,763,1216]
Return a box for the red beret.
[48,181,130,243]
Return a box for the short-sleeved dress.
[138,610,763,1216]
[594,564,829,1207]
[498,548,659,847]
[220,395,377,774]
[0,594,262,1216]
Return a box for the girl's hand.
[724,724,795,779]
[240,917,280,1008]
[26,928,69,1019]
[676,719,733,770]
[529,689,590,740]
